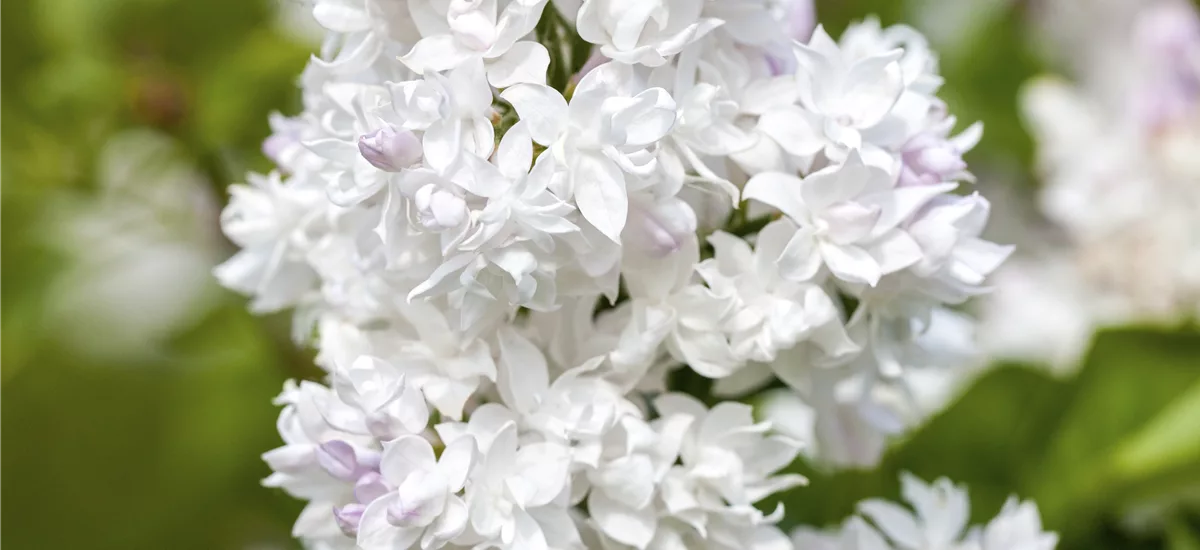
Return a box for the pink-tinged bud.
[899,136,967,187]
[355,472,391,504]
[316,440,359,480]
[315,440,381,481]
[915,146,967,175]
[358,127,423,172]
[333,503,367,537]
[783,0,816,42]
[262,133,294,168]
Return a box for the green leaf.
[776,327,1200,550]
[0,301,302,549]
[1168,516,1200,550]
[1114,379,1200,484]
[774,364,1070,529]
[1026,328,1200,541]
[191,28,310,166]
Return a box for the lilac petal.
[356,472,392,504]
[316,440,360,481]
[334,503,368,537]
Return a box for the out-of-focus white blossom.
[49,130,223,361]
[791,474,1057,550]
[981,0,1200,370]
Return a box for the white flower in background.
[48,129,224,361]
[978,0,1200,370]
[791,474,1058,550]
[791,517,891,550]
[223,1,1021,547]
[973,498,1059,550]
[975,257,1093,372]
[858,474,971,550]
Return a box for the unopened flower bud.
[333,503,367,537]
[315,440,380,481]
[900,139,966,186]
[365,410,404,442]
[358,127,422,172]
[915,146,966,175]
[316,440,359,480]
[262,133,294,168]
[355,471,391,504]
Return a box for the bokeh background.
[2,0,1198,548]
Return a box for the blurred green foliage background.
[2,0,1198,549]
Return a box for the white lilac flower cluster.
[217,0,1017,548]
[979,0,1200,370]
[792,474,1058,550]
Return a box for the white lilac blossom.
[219,2,1032,548]
[574,0,722,67]
[402,0,551,87]
[791,473,1058,550]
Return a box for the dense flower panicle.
[217,0,1034,548]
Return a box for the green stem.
[727,214,775,237]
